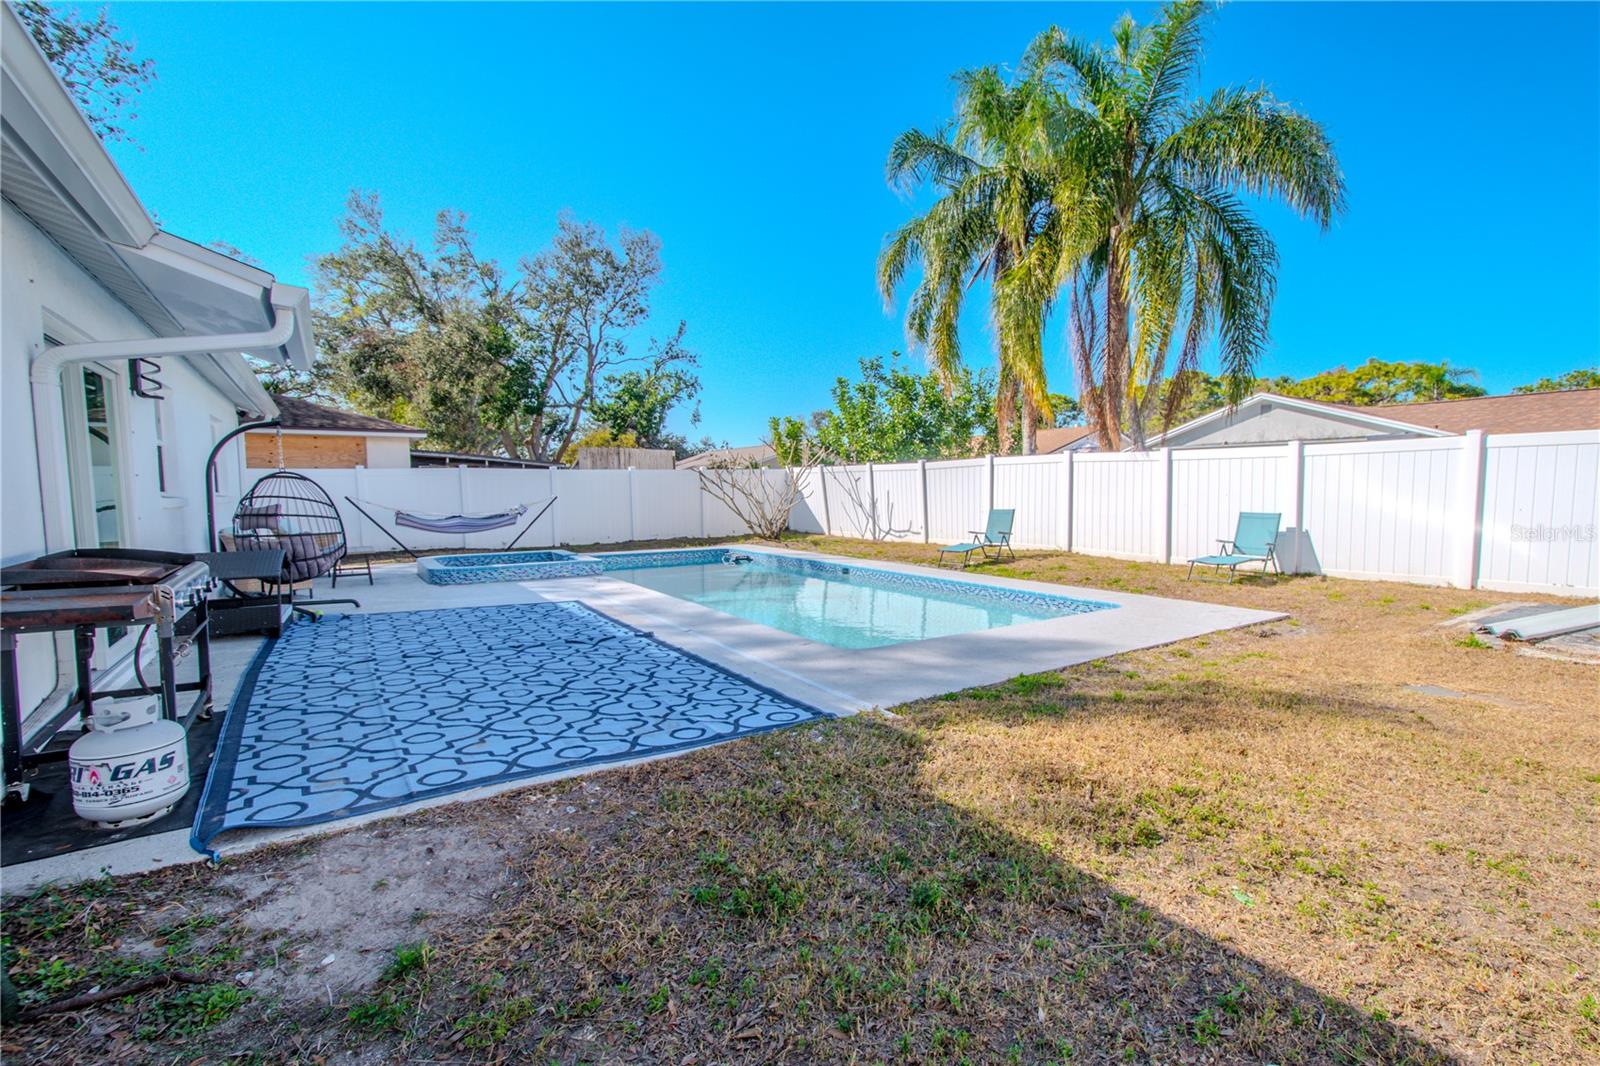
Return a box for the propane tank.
[68,697,189,826]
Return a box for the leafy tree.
[1147,370,1231,432]
[767,417,812,467]
[570,426,639,450]
[585,338,702,456]
[1512,368,1600,394]
[1268,359,1484,405]
[787,355,994,464]
[491,217,682,462]
[311,191,518,454]
[1014,1,1345,449]
[1045,393,1084,428]
[878,68,1058,454]
[310,193,684,462]
[16,1,154,142]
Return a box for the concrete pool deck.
[2,546,1282,893]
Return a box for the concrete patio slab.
[1,546,1282,894]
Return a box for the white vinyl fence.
[795,430,1600,597]
[217,466,802,556]
[225,429,1598,597]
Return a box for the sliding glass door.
[62,362,131,654]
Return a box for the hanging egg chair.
[228,470,350,583]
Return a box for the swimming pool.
[601,549,1114,649]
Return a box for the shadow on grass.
[326,713,1457,1064]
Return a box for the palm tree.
[1013,0,1346,449]
[877,69,1058,454]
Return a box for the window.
[155,397,171,494]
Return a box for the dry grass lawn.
[3,537,1597,1064]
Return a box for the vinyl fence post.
[986,453,996,515]
[697,470,707,538]
[1158,447,1174,564]
[918,459,930,544]
[1454,430,1487,589]
[548,467,560,546]
[1060,450,1074,552]
[351,464,368,553]
[819,465,833,537]
[457,465,469,551]
[627,466,638,544]
[1284,439,1305,574]
[866,461,878,539]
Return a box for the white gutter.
[29,305,299,554]
[25,305,300,710]
[29,309,297,384]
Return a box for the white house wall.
[363,435,413,469]
[2,200,250,714]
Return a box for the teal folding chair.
[1187,512,1282,581]
[938,509,1016,569]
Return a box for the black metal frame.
[2,600,211,800]
[342,496,556,560]
[221,468,360,619]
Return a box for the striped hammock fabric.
[393,504,527,534]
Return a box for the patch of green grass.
[453,995,539,1048]
[140,982,250,1039]
[1006,672,1063,696]
[691,857,806,921]
[910,878,947,912]
[347,941,434,1034]
[384,940,433,981]
[1455,633,1491,650]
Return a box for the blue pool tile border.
[418,549,601,585]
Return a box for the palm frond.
[1131,0,1209,132]
[1163,86,1346,228]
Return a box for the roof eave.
[1150,392,1456,446]
[0,7,154,247]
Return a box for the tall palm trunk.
[1020,390,1037,454]
[1099,233,1129,451]
[995,365,1017,455]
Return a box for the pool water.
[604,555,1112,649]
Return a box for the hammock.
[396,505,526,534]
[343,496,556,558]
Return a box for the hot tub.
[416,549,602,585]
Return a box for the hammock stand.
[343,496,557,559]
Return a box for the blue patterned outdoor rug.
[192,601,827,855]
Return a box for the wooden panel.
[246,432,367,469]
[576,447,675,470]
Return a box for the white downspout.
[25,306,297,706]
[29,306,297,551]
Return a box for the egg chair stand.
[204,424,359,632]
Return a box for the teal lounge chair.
[938,509,1015,568]
[1188,512,1282,581]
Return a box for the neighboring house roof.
[1,6,313,417]
[411,449,560,469]
[1331,389,1600,435]
[261,396,426,437]
[1150,392,1454,446]
[1153,389,1600,447]
[676,444,778,468]
[1037,426,1099,453]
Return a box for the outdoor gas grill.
[0,549,215,801]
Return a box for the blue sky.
[99,2,1599,444]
